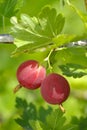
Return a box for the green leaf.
[30,120,43,130]
[66,0,87,29]
[46,109,78,130]
[11,6,66,54]
[15,118,33,130]
[30,120,52,130]
[59,63,87,78]
[0,0,23,17]
[15,97,37,130]
[63,124,79,130]
[39,6,65,36]
[11,5,87,56]
[50,46,87,73]
[38,106,52,122]
[52,34,76,47]
[15,97,28,109]
[46,109,65,130]
[29,108,78,130]
[15,98,79,130]
[0,0,24,33]
[71,116,87,130]
[11,14,52,47]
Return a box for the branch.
[0,34,14,44]
[0,34,87,47]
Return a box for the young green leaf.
[11,4,87,56]
[11,6,66,54]
[39,6,65,36]
[11,14,52,48]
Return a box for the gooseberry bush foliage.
[1,0,87,130]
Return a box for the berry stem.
[59,104,65,113]
[45,49,55,72]
[13,84,22,93]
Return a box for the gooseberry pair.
[15,60,70,112]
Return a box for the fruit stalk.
[14,84,22,93]
[59,104,65,113]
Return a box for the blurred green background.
[0,0,87,130]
